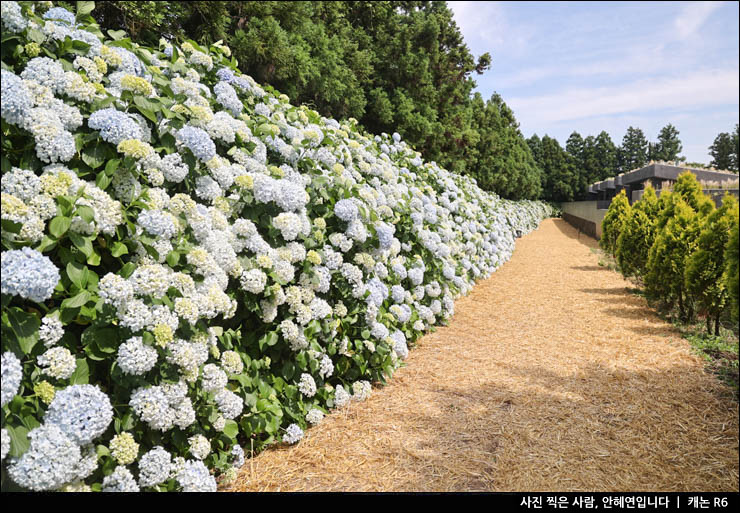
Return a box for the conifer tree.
[685,195,739,334]
[724,215,739,326]
[616,185,659,279]
[646,199,702,320]
[600,190,631,255]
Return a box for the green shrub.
[616,185,659,279]
[685,195,739,334]
[724,210,740,327]
[646,198,702,319]
[600,189,630,255]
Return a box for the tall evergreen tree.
[709,131,735,171]
[535,135,577,202]
[464,94,542,199]
[654,123,682,162]
[593,131,619,181]
[619,126,649,172]
[731,123,740,172]
[565,131,586,198]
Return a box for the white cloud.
[508,69,739,124]
[449,1,532,57]
[673,1,723,39]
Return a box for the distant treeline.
[528,124,740,203]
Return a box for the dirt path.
[228,218,738,492]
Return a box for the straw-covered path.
[228,218,739,492]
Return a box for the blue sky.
[449,1,739,164]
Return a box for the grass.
[679,322,739,395]
[592,246,739,395]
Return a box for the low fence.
[560,201,608,239]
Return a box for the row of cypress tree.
[600,172,739,334]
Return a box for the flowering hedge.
[0,1,555,492]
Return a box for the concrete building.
[563,162,738,239]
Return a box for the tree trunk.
[715,313,721,337]
[707,315,712,334]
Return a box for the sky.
[449,1,739,164]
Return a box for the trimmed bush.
[645,199,702,319]
[616,185,659,279]
[685,195,739,334]
[724,212,739,327]
[600,189,630,255]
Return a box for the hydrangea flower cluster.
[1,2,555,493]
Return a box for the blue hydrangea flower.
[44,384,113,445]
[20,57,65,94]
[176,125,216,162]
[6,424,82,491]
[176,460,217,492]
[375,222,395,250]
[1,247,60,303]
[138,446,172,488]
[216,67,235,82]
[1,1,28,33]
[214,81,242,116]
[88,108,143,145]
[102,466,140,492]
[43,6,75,26]
[137,209,178,239]
[334,199,359,222]
[0,69,32,126]
[1,351,22,407]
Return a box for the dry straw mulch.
[227,219,739,492]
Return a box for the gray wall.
[560,201,608,239]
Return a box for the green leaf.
[135,105,157,123]
[76,205,96,224]
[5,308,40,354]
[104,158,120,175]
[49,216,72,238]
[82,142,107,170]
[69,232,93,257]
[62,290,92,309]
[7,425,30,458]
[76,1,95,19]
[69,358,90,385]
[281,361,295,380]
[223,420,239,438]
[166,250,179,267]
[95,171,111,190]
[66,261,88,289]
[35,235,58,253]
[107,29,127,41]
[82,326,119,354]
[86,250,101,266]
[111,241,128,257]
[119,262,136,278]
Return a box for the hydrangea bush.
[1,1,555,491]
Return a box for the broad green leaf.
[69,358,90,384]
[62,290,92,309]
[82,143,107,170]
[76,205,95,224]
[7,425,30,458]
[69,232,93,257]
[111,241,128,257]
[49,216,71,238]
[76,1,96,19]
[6,308,40,354]
[66,261,88,289]
[223,420,239,438]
